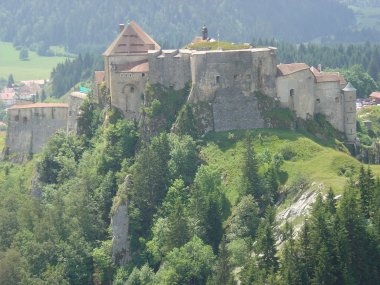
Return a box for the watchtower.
[342,82,357,142]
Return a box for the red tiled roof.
[116,60,149,73]
[310,67,346,84]
[128,62,149,73]
[103,21,161,56]
[370,92,380,99]
[0,90,16,100]
[8,103,68,110]
[94,71,105,84]
[277,63,310,76]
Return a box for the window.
[335,97,339,103]
[316,99,320,103]
[142,73,145,77]
[22,116,28,124]
[216,76,220,84]
[130,86,135,93]
[290,89,295,97]
[234,74,238,80]
[15,115,19,121]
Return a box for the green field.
[0,42,67,82]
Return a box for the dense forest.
[0,0,370,53]
[340,0,380,7]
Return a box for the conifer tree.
[255,207,278,275]
[7,74,14,88]
[358,165,375,218]
[241,132,264,207]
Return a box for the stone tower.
[103,21,161,119]
[342,82,357,142]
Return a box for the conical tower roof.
[343,82,356,92]
[103,21,161,56]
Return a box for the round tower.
[342,82,357,143]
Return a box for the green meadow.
[202,129,380,205]
[0,42,67,82]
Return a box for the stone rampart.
[5,103,68,161]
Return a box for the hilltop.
[0,0,359,52]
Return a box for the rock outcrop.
[111,175,131,265]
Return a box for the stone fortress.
[104,21,356,141]
[4,21,357,160]
[5,103,68,161]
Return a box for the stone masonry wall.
[188,48,276,132]
[314,81,345,132]
[107,54,149,119]
[276,69,315,120]
[6,105,68,159]
[148,49,192,90]
[212,87,265,131]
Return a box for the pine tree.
[255,207,278,275]
[211,237,233,285]
[7,74,14,88]
[242,132,264,207]
[358,165,375,218]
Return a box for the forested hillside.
[340,0,380,7]
[0,85,379,284]
[0,0,359,52]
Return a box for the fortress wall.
[6,106,68,157]
[31,107,68,153]
[212,87,265,131]
[148,50,192,90]
[188,49,275,131]
[276,70,315,119]
[251,49,277,97]
[314,81,345,132]
[111,72,147,120]
[108,54,149,119]
[6,109,33,155]
[189,49,277,103]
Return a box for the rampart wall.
[6,104,68,160]
[148,49,192,90]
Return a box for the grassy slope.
[1,126,379,210]
[201,128,378,206]
[0,42,66,82]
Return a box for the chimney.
[318,64,322,72]
[119,24,125,33]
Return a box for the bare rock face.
[30,169,43,199]
[277,185,320,221]
[111,175,131,265]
